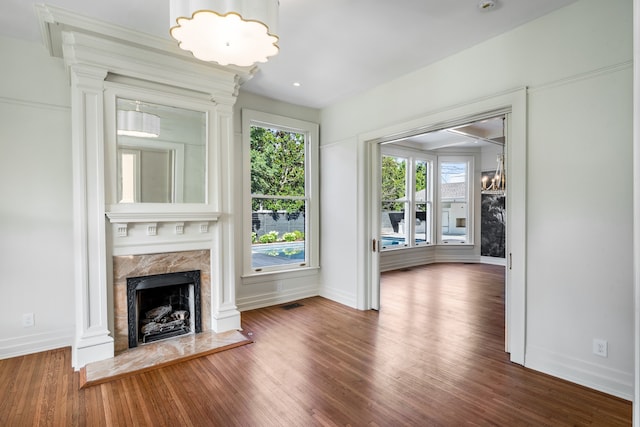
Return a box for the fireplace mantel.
[106,209,221,224]
[38,5,246,369]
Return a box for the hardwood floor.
[0,263,632,426]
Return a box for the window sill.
[381,244,434,253]
[241,265,320,283]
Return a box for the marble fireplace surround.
[113,250,212,354]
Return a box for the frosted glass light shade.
[170,0,279,67]
[117,110,160,138]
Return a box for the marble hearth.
[80,329,252,388]
[113,250,212,354]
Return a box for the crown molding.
[35,4,256,88]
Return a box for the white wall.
[319,0,634,399]
[526,67,633,398]
[318,137,360,306]
[0,36,75,357]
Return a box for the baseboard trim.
[0,328,74,360]
[381,256,508,273]
[237,287,319,312]
[480,256,506,266]
[319,286,357,309]
[526,345,634,401]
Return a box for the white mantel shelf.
[105,211,221,224]
[105,208,221,238]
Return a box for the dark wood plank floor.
[0,263,632,426]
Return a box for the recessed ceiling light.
[478,0,496,11]
[293,82,301,87]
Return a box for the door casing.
[358,88,527,364]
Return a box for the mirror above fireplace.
[116,98,206,204]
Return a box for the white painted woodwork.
[68,63,114,368]
[633,0,640,424]
[37,5,248,368]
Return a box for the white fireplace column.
[68,63,114,368]
[210,104,242,333]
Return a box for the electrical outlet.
[22,313,35,328]
[593,338,608,357]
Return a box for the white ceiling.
[0,0,578,109]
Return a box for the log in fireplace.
[126,270,202,348]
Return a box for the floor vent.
[281,303,303,310]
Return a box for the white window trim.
[413,158,434,247]
[437,155,475,245]
[380,146,435,251]
[241,109,319,276]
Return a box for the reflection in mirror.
[116,98,206,203]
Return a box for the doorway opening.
[379,115,506,261]
[376,114,507,339]
[360,89,527,364]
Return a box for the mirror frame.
[104,81,216,214]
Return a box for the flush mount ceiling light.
[169,0,279,67]
[478,0,496,11]
[117,103,160,138]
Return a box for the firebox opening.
[138,283,193,344]
[127,270,202,348]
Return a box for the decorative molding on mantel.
[35,4,256,88]
[106,211,219,239]
[106,210,219,241]
[146,223,157,236]
[115,224,128,237]
[175,222,185,235]
[105,211,221,224]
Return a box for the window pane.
[381,155,408,250]
[381,155,406,203]
[415,203,429,245]
[440,161,468,243]
[381,201,407,249]
[415,159,430,246]
[250,126,305,197]
[415,160,428,202]
[251,198,306,268]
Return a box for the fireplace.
[126,270,202,348]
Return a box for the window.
[242,110,319,274]
[381,155,407,248]
[438,156,474,244]
[414,159,432,246]
[381,152,433,250]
